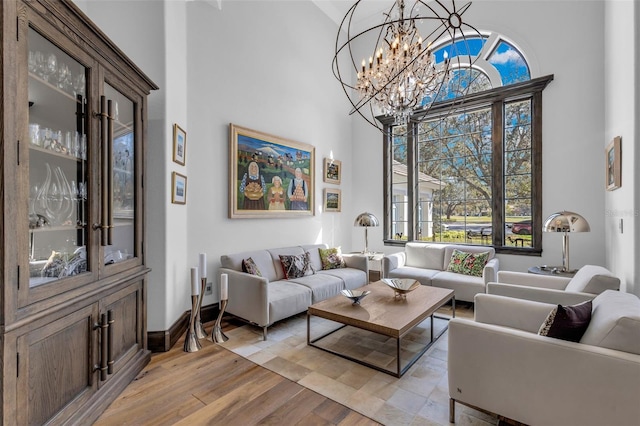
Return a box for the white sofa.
[219,243,368,339]
[448,290,640,425]
[487,264,620,305]
[382,243,499,302]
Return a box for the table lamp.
[354,212,379,254]
[542,210,590,273]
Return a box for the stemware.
[45,53,57,83]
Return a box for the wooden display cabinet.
[0,0,158,424]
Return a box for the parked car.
[511,220,532,235]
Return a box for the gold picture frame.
[323,188,341,212]
[173,124,187,165]
[171,172,187,204]
[323,157,342,184]
[605,136,621,191]
[229,124,315,218]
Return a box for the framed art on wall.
[323,188,341,212]
[171,172,187,204]
[173,124,187,165]
[323,158,341,184]
[229,123,315,218]
[605,136,621,191]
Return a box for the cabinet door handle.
[100,96,109,246]
[98,313,108,381]
[106,101,114,245]
[107,310,114,374]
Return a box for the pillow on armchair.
[565,265,620,294]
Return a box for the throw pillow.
[538,300,593,342]
[242,257,262,277]
[446,249,489,277]
[319,247,346,270]
[279,252,312,279]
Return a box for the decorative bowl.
[341,289,370,305]
[382,278,420,297]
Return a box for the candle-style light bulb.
[362,59,366,73]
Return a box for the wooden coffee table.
[307,280,455,377]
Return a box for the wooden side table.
[528,266,576,277]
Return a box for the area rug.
[220,307,495,426]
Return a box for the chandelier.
[333,0,482,130]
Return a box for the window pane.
[416,107,492,245]
[504,99,532,247]
[488,40,531,85]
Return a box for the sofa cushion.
[432,271,486,303]
[220,249,277,281]
[446,249,489,277]
[242,257,262,276]
[405,243,447,269]
[268,246,305,280]
[317,268,367,290]
[267,280,313,324]
[288,273,344,303]
[301,244,328,272]
[387,266,440,286]
[443,245,495,270]
[580,290,640,354]
[319,247,346,270]
[565,265,620,294]
[538,300,592,342]
[279,252,313,279]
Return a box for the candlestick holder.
[194,278,207,339]
[211,299,229,343]
[183,295,202,352]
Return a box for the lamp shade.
[354,212,379,227]
[543,211,590,233]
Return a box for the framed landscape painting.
[605,136,621,191]
[229,124,315,218]
[323,158,342,184]
[323,188,341,212]
[173,124,186,165]
[171,172,187,204]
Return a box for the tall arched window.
[383,32,552,254]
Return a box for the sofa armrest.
[448,319,640,426]
[474,293,555,333]
[487,282,596,305]
[221,267,270,327]
[382,252,405,276]
[482,257,499,284]
[342,253,368,274]
[497,270,571,289]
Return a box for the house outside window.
[381,33,553,254]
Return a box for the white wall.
[184,1,353,315]
[604,0,639,295]
[76,0,638,332]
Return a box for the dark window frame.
[380,74,554,255]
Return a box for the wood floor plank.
[96,323,380,426]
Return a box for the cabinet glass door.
[28,28,88,287]
[103,83,136,265]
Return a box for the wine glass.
[45,53,57,83]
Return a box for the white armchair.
[448,291,640,426]
[486,264,620,305]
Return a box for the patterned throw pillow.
[279,252,312,279]
[538,300,592,342]
[446,249,489,277]
[319,247,346,270]
[242,257,262,276]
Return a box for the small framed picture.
[323,158,341,184]
[323,188,341,212]
[173,124,187,165]
[605,136,621,191]
[171,172,187,204]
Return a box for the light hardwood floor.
[94,318,381,425]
